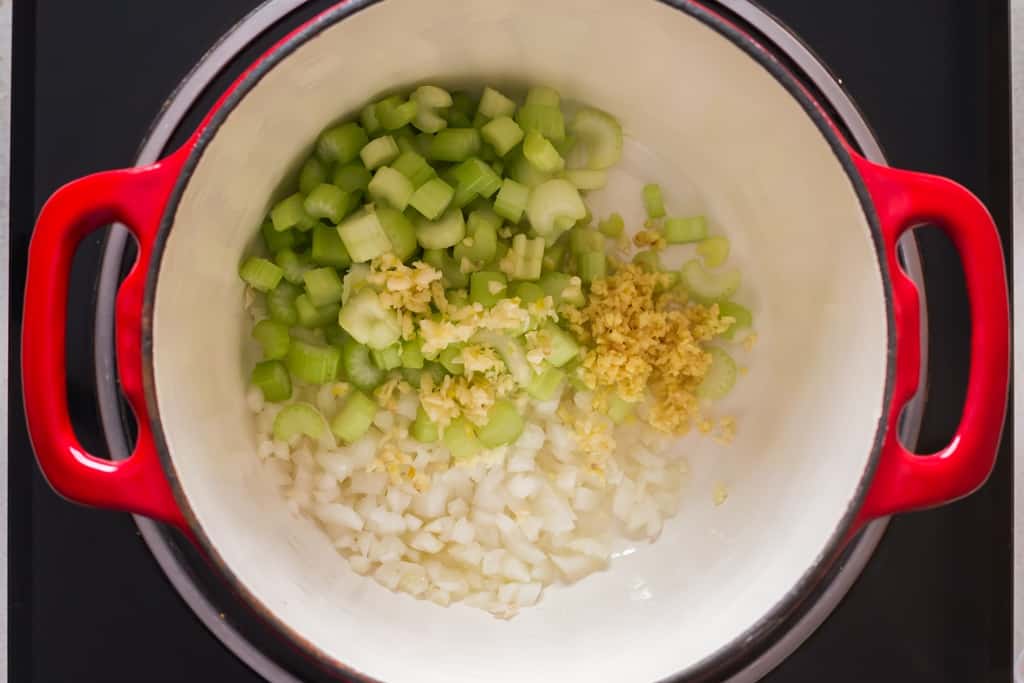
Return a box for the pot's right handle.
[852,155,1009,526]
[22,158,188,532]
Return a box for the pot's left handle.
[22,160,188,532]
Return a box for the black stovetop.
[8,1,1012,681]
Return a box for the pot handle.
[22,159,188,532]
[852,155,1009,525]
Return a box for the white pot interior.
[150,0,890,681]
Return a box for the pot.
[22,1,1009,681]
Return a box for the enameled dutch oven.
[22,1,1009,681]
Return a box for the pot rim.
[140,1,896,681]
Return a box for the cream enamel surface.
[150,1,889,681]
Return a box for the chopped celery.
[368,166,414,211]
[400,337,425,369]
[325,324,349,348]
[697,236,731,267]
[493,178,530,224]
[304,183,351,224]
[452,157,502,198]
[643,183,666,219]
[480,116,523,158]
[472,330,531,386]
[525,86,560,108]
[411,405,438,442]
[370,344,403,371]
[333,163,372,193]
[526,365,565,401]
[274,248,311,285]
[431,128,481,162]
[341,263,370,303]
[331,390,378,443]
[303,267,344,307]
[295,293,340,328]
[415,207,466,250]
[375,96,418,130]
[697,347,737,400]
[337,208,393,262]
[311,225,352,268]
[443,417,483,460]
[508,152,552,189]
[274,402,328,442]
[239,257,283,292]
[270,193,312,231]
[251,360,291,402]
[491,160,504,176]
[633,249,662,272]
[717,301,753,340]
[526,179,586,244]
[468,206,502,233]
[502,233,544,281]
[478,399,524,447]
[571,107,623,169]
[541,322,579,367]
[680,259,741,303]
[298,157,327,195]
[341,336,385,390]
[252,320,290,360]
[538,271,585,306]
[423,248,468,289]
[664,216,709,244]
[606,394,634,424]
[516,103,565,143]
[542,239,567,272]
[470,271,508,307]
[510,281,545,304]
[267,281,301,326]
[317,122,368,164]
[598,212,625,237]
[408,177,455,219]
[454,212,498,265]
[376,206,418,261]
[411,85,453,133]
[569,227,604,255]
[261,218,295,253]
[360,103,381,134]
[478,87,517,119]
[391,150,436,188]
[286,340,341,384]
[565,168,607,191]
[438,344,465,375]
[338,288,402,349]
[578,251,607,283]
[522,130,564,173]
[360,135,400,169]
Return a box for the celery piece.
[472,330,531,386]
[325,324,349,348]
[697,235,731,267]
[303,267,344,307]
[522,130,564,173]
[411,85,453,134]
[480,116,524,157]
[454,213,498,265]
[408,177,455,220]
[311,225,352,268]
[717,301,753,340]
[267,281,301,326]
[470,271,508,307]
[400,337,425,369]
[569,227,604,255]
[445,112,472,129]
[516,103,565,143]
[286,339,341,384]
[270,193,312,231]
[274,248,311,285]
[340,336,384,390]
[664,216,709,244]
[438,344,465,376]
[680,259,741,304]
[298,157,328,195]
[333,163,372,193]
[606,395,634,424]
[274,402,328,442]
[331,390,378,443]
[361,103,381,135]
[261,218,295,254]
[337,208,393,262]
[375,97,418,131]
[478,399,524,448]
[338,288,402,349]
[391,150,437,188]
[526,365,565,401]
[411,405,439,443]
[508,152,552,189]
[317,122,368,164]
[368,166,414,211]
[541,322,580,367]
[452,157,502,198]
[423,248,468,289]
[598,212,625,237]
[538,271,585,307]
[468,206,502,233]
[239,257,283,292]
[633,249,662,272]
[360,135,400,170]
[642,183,666,219]
[525,86,560,108]
[696,347,737,400]
[341,263,370,304]
[564,169,607,191]
[252,319,290,360]
[443,417,483,460]
[578,252,607,284]
[370,344,402,371]
[295,293,340,329]
[503,233,545,281]
[449,91,477,118]
[376,206,418,262]
[526,179,586,244]
[542,238,567,272]
[510,281,545,304]
[430,128,481,162]
[304,183,351,224]
[571,107,623,170]
[415,207,466,250]
[478,87,516,119]
[251,359,292,402]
